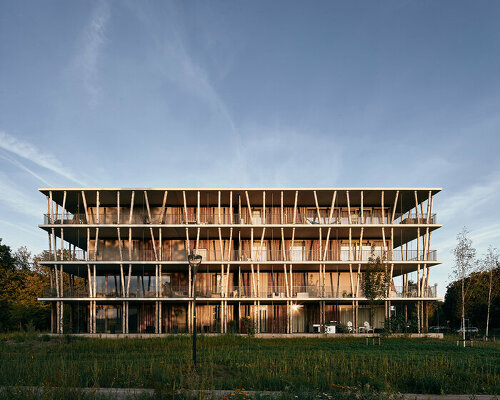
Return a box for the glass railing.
[43,248,438,262]
[43,211,438,225]
[42,285,189,298]
[42,287,89,298]
[42,285,340,299]
[42,283,438,299]
[42,282,438,302]
[392,284,438,298]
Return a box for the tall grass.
[0,334,498,395]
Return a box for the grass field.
[0,333,498,397]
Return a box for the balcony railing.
[42,285,190,298]
[393,213,437,225]
[42,283,438,299]
[44,248,438,262]
[393,284,438,298]
[43,211,437,226]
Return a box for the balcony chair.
[325,324,336,334]
[360,321,373,333]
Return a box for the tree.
[443,264,499,331]
[451,228,477,346]
[481,247,499,338]
[362,249,391,329]
[0,239,15,271]
[13,247,32,270]
[0,239,50,331]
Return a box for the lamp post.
[188,251,202,366]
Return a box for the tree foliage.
[443,264,500,330]
[0,238,50,331]
[362,249,391,327]
[443,229,500,334]
[451,228,477,342]
[480,247,500,337]
[363,250,391,302]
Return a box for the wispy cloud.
[0,218,43,237]
[470,223,500,247]
[230,126,343,186]
[439,223,500,252]
[0,130,85,185]
[75,0,110,107]
[439,173,500,221]
[0,173,41,218]
[161,32,235,131]
[131,2,235,132]
[0,153,52,186]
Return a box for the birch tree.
[481,246,499,339]
[451,228,477,346]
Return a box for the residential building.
[38,188,441,334]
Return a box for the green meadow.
[0,334,498,396]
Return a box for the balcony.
[43,211,437,226]
[42,285,190,298]
[43,248,438,263]
[393,284,438,298]
[393,213,437,225]
[41,283,438,299]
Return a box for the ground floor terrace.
[46,299,436,335]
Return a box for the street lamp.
[188,251,202,366]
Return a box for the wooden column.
[183,191,189,224]
[381,190,389,322]
[218,225,225,332]
[250,228,257,296]
[313,191,321,223]
[325,190,337,328]
[421,191,432,296]
[46,193,50,224]
[389,191,399,322]
[229,191,233,224]
[281,227,289,298]
[280,191,284,224]
[245,191,252,224]
[257,227,265,295]
[54,265,60,333]
[238,194,241,224]
[425,194,434,292]
[260,189,265,225]
[355,226,364,330]
[347,190,352,224]
[87,264,92,333]
[81,190,90,223]
[59,264,63,333]
[159,214,164,334]
[186,226,192,333]
[290,191,298,297]
[391,191,399,223]
[61,190,67,225]
[144,191,158,261]
[346,191,355,328]
[93,264,97,333]
[414,191,421,333]
[160,190,168,224]
[125,191,134,334]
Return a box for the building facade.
[38,188,441,335]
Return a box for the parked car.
[456,327,479,333]
[429,326,450,333]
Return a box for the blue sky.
[1,1,499,296]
